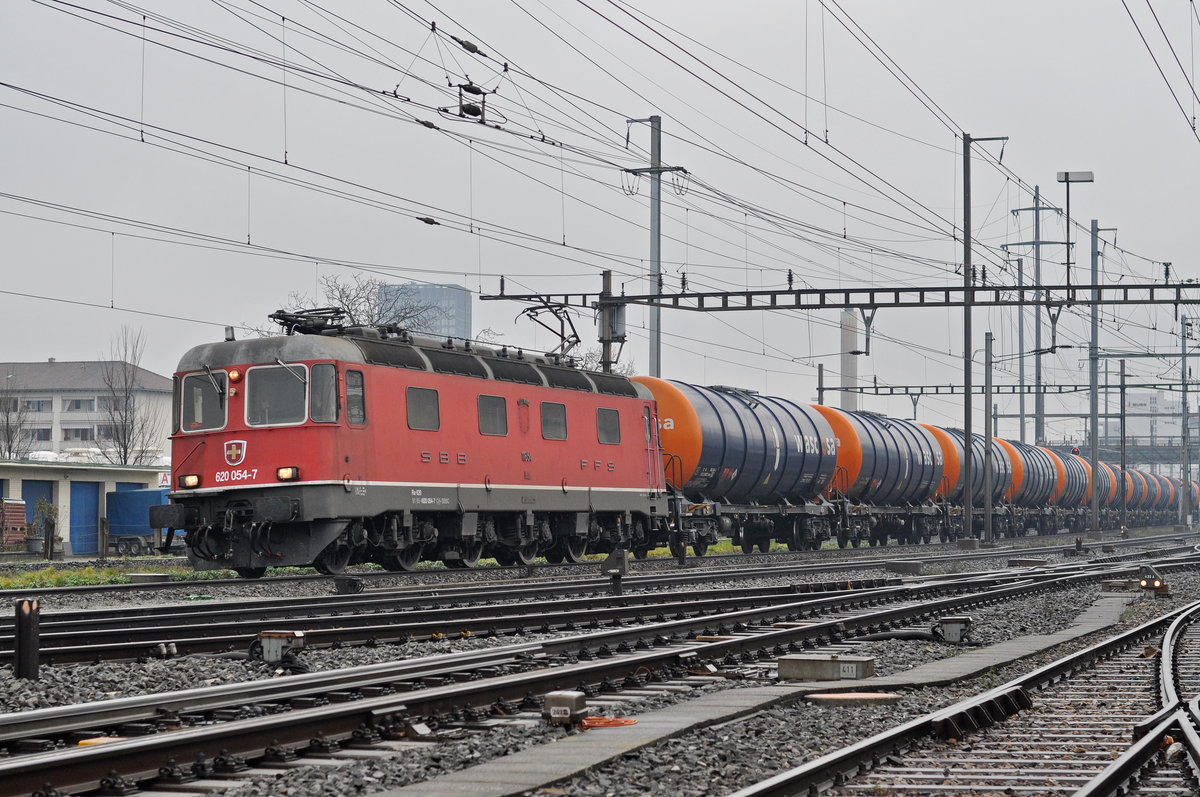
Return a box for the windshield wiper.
[202,363,226,408]
[276,358,308,385]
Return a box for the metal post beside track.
[15,599,39,680]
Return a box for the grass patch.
[0,567,134,589]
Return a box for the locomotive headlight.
[179,474,201,489]
[276,466,300,482]
[228,368,243,383]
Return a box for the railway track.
[730,593,1200,796]
[2,542,1194,664]
[0,567,1141,795]
[0,526,1185,604]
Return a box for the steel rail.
[0,573,1107,790]
[727,603,1197,797]
[0,527,1186,603]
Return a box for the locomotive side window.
[597,407,620,444]
[181,372,227,432]
[643,406,653,443]
[407,386,440,431]
[309,364,338,423]
[246,365,307,426]
[478,395,507,436]
[171,376,181,433]
[541,401,567,441]
[346,370,366,425]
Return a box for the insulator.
[416,217,439,225]
[787,269,794,289]
[460,102,483,117]
[420,120,437,129]
[460,82,484,96]
[460,40,481,55]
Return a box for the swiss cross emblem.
[225,440,247,466]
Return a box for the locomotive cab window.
[597,408,620,444]
[478,395,507,436]
[541,401,567,441]
[346,370,366,425]
[309,363,338,423]
[246,364,307,426]
[181,371,227,432]
[407,386,440,431]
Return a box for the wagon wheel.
[691,541,709,557]
[836,528,849,548]
[493,548,516,567]
[632,546,650,560]
[234,567,267,579]
[740,536,755,554]
[563,536,589,563]
[668,534,687,560]
[513,542,539,566]
[382,545,422,572]
[543,546,565,565]
[755,538,771,554]
[314,540,353,575]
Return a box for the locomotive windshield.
[181,371,227,431]
[247,364,307,426]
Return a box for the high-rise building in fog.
[379,283,472,339]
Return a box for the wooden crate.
[2,499,28,546]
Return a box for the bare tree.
[98,327,164,466]
[0,375,33,460]
[250,273,445,335]
[576,347,637,376]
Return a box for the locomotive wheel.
[234,567,267,579]
[314,541,353,575]
[457,542,483,569]
[383,546,422,572]
[691,542,709,557]
[563,536,588,563]
[513,543,539,566]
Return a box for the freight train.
[150,311,1197,577]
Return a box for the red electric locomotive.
[151,310,670,576]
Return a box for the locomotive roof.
[176,331,651,400]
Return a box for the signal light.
[1072,447,1080,455]
[276,466,300,482]
[179,474,201,489]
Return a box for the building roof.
[0,361,172,393]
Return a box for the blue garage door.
[21,480,53,526]
[70,481,101,556]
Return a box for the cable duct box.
[778,654,875,681]
[543,690,587,726]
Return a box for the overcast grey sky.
[3,1,1198,442]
